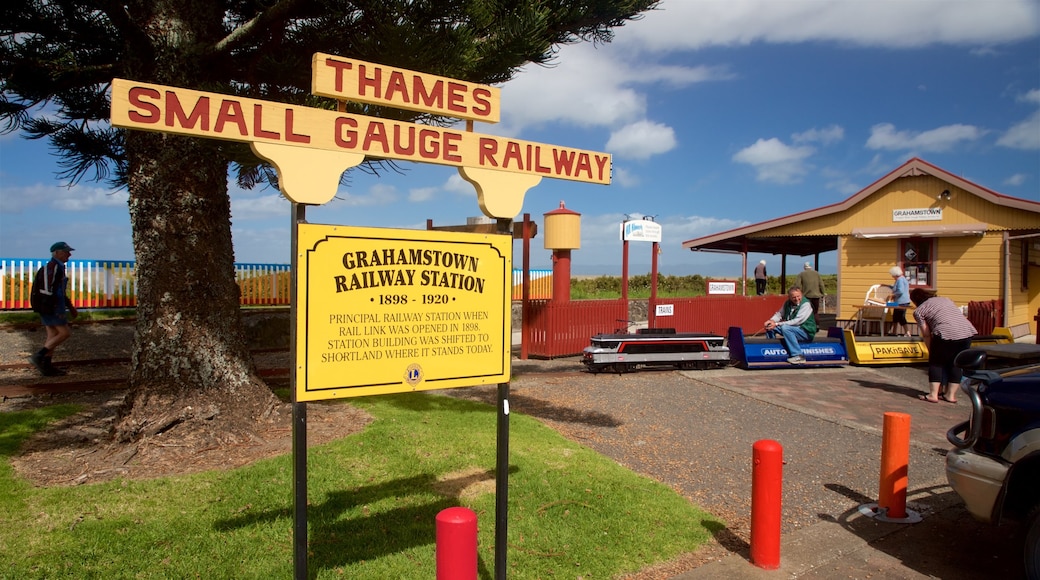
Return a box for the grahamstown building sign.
[893,208,943,222]
[295,224,511,401]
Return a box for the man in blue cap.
[29,241,78,376]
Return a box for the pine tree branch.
[210,0,310,57]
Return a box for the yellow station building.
[682,157,1040,335]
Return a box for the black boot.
[43,355,66,376]
[28,348,49,375]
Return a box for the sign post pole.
[494,217,513,579]
[290,202,308,580]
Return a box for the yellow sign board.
[868,342,925,359]
[311,53,500,123]
[110,78,610,185]
[295,224,512,401]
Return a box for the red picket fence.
[523,300,628,358]
[522,295,787,358]
[967,299,1003,336]
[649,295,787,336]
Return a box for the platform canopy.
[682,232,837,257]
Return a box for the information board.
[295,224,511,401]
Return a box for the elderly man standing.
[764,286,816,364]
[29,241,78,376]
[797,262,825,328]
[754,260,768,295]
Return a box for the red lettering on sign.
[391,124,416,156]
[253,104,279,140]
[285,109,310,144]
[446,82,466,114]
[478,138,499,167]
[502,141,524,170]
[472,88,492,118]
[419,129,440,159]
[595,155,610,181]
[442,132,462,162]
[324,58,353,92]
[363,121,389,153]
[214,100,248,136]
[127,87,161,124]
[535,145,551,174]
[414,78,443,110]
[358,64,381,98]
[166,92,209,130]
[575,153,592,179]
[384,71,410,104]
[553,148,576,176]
[334,117,358,149]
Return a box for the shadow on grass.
[0,404,82,458]
[214,468,515,577]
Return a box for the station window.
[900,237,934,287]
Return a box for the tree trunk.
[113,131,283,442]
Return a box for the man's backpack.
[30,264,58,315]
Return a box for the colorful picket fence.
[1,259,138,310]
[1,259,551,310]
[512,269,553,301]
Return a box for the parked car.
[946,348,1040,579]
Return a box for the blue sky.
[2,0,1038,278]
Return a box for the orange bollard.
[436,507,477,580]
[751,439,783,570]
[877,412,911,519]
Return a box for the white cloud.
[0,182,128,213]
[230,193,289,220]
[617,0,1039,51]
[231,226,290,264]
[997,92,1040,150]
[732,138,815,184]
[997,110,1040,150]
[866,122,985,152]
[408,187,437,202]
[792,125,844,145]
[1004,173,1028,186]
[611,166,640,188]
[663,214,748,241]
[501,42,732,132]
[332,183,400,206]
[606,120,678,160]
[1017,89,1040,104]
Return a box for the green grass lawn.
[1,393,719,579]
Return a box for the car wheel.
[1026,504,1040,580]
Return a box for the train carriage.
[581,329,730,373]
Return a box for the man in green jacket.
[764,286,816,364]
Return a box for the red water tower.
[543,201,581,302]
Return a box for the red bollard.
[878,412,911,519]
[751,439,783,570]
[436,507,477,580]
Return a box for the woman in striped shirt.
[910,288,977,404]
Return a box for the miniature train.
[581,324,1018,372]
[728,326,849,369]
[581,328,731,373]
